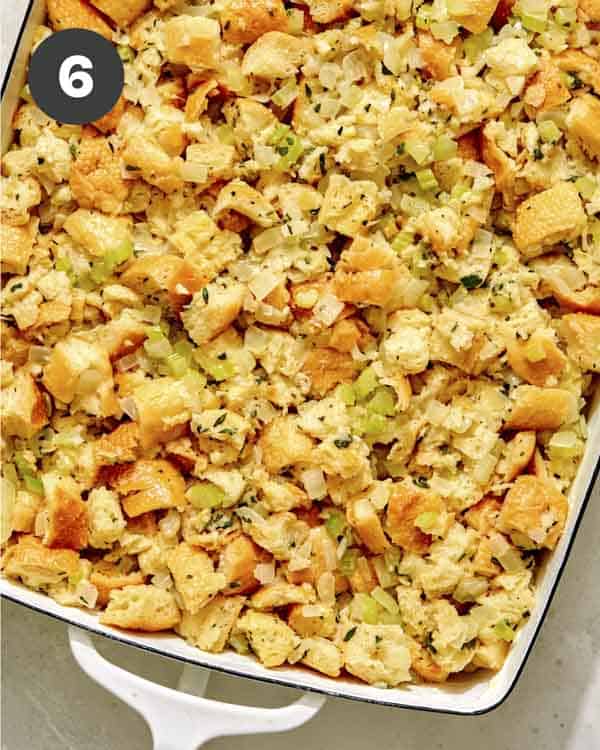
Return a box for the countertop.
[1,3,599,749]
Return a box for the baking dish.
[2,1,600,745]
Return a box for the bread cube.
[100,584,181,631]
[178,595,245,651]
[258,416,313,473]
[579,0,600,21]
[385,483,446,554]
[297,637,343,677]
[90,561,145,607]
[87,487,126,548]
[532,254,600,314]
[381,310,431,374]
[245,511,310,561]
[42,474,88,550]
[525,58,569,112]
[63,209,132,258]
[70,136,128,215]
[95,422,140,468]
[91,312,147,361]
[181,280,246,345]
[241,31,310,79]
[513,182,586,256]
[11,490,43,534]
[302,347,357,397]
[347,497,390,554]
[213,179,277,228]
[218,534,263,595]
[184,143,236,184]
[47,0,112,38]
[343,624,411,686]
[167,543,226,614]
[90,0,151,26]
[251,582,315,609]
[1,368,48,438]
[448,0,500,33]
[319,175,379,237]
[131,377,191,448]
[0,219,37,275]
[418,32,456,81]
[554,50,600,94]
[288,603,337,638]
[503,385,576,431]
[122,134,183,193]
[498,475,567,549]
[506,330,567,387]
[112,459,185,517]
[304,0,352,22]
[221,0,287,44]
[498,431,537,482]
[1,176,41,226]
[2,535,80,589]
[409,640,450,683]
[560,313,600,373]
[237,611,297,667]
[567,94,600,161]
[92,95,126,133]
[164,16,221,70]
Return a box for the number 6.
[59,55,94,99]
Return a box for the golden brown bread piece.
[111,459,185,517]
[347,497,390,554]
[100,584,181,631]
[221,0,288,44]
[177,595,245,651]
[503,386,575,431]
[560,313,600,373]
[506,331,567,387]
[498,476,568,549]
[43,476,88,550]
[47,0,113,38]
[69,136,128,214]
[2,535,80,588]
[385,484,445,554]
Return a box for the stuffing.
[305,0,353,22]
[1,368,48,439]
[10,491,43,534]
[184,143,236,184]
[181,279,246,345]
[497,432,537,483]
[192,409,250,450]
[506,330,567,387]
[220,0,287,44]
[91,312,148,361]
[92,95,126,133]
[0,219,37,275]
[237,611,298,667]
[170,211,241,281]
[579,0,600,21]
[111,459,186,517]
[385,484,447,554]
[343,624,412,686]
[294,636,343,677]
[417,33,456,81]
[532,254,600,314]
[218,534,264,594]
[47,0,112,38]
[164,16,221,70]
[0,176,41,226]
[347,497,390,554]
[243,511,310,561]
[498,476,568,549]
[120,255,203,308]
[178,595,245,651]
[69,136,128,214]
[554,51,600,94]
[560,314,600,373]
[87,487,126,548]
[288,603,337,638]
[2,535,80,589]
[41,474,88,551]
[258,416,313,473]
[447,0,500,33]
[513,182,586,257]
[242,32,310,80]
[503,385,576,431]
[122,134,183,193]
[260,479,309,513]
[90,561,145,607]
[213,180,277,228]
[100,585,181,631]
[167,543,226,613]
[525,58,570,112]
[89,0,151,26]
[94,422,140,467]
[251,581,315,609]
[63,209,132,258]
[381,310,431,374]
[567,94,600,161]
[301,347,357,397]
[131,377,192,448]
[319,175,379,237]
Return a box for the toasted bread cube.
[167,543,226,614]
[164,16,220,70]
[514,182,586,256]
[42,474,88,550]
[481,123,516,206]
[245,511,310,561]
[218,534,264,595]
[92,312,147,361]
[11,490,43,534]
[302,347,357,397]
[1,176,41,226]
[464,497,502,534]
[347,497,390,554]
[258,416,313,473]
[131,377,191,449]
[560,313,600,373]
[408,639,450,683]
[119,254,184,301]
[297,637,343,677]
[1,368,48,438]
[567,94,600,161]
[87,487,126,549]
[47,0,112,38]
[184,143,236,184]
[305,0,353,22]
[343,624,411,686]
[498,475,567,549]
[122,134,183,193]
[2,535,80,589]
[170,211,241,282]
[579,0,600,21]
[503,385,576,431]
[237,611,297,667]
[554,50,600,94]
[251,582,315,609]
[506,330,567,387]
[532,254,600,314]
[448,0,500,33]
[472,537,502,578]
[70,137,128,214]
[241,31,310,80]
[43,335,117,417]
[498,432,537,482]
[63,209,131,258]
[348,555,378,594]
[385,484,445,554]
[185,79,218,121]
[418,32,456,81]
[525,58,569,112]
[213,179,277,228]
[100,584,181,631]
[181,280,245,346]
[112,459,185,517]
[178,595,245,651]
[95,422,140,467]
[90,561,145,607]
[0,219,36,275]
[319,175,379,237]
[221,0,287,44]
[259,479,309,513]
[90,0,150,26]
[471,640,509,671]
[92,95,126,133]
[288,603,337,638]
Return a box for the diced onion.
[254,561,276,584]
[115,353,138,372]
[179,162,208,183]
[301,605,324,618]
[77,369,104,394]
[119,397,139,421]
[313,292,344,327]
[249,270,280,301]
[317,571,336,605]
[301,468,327,500]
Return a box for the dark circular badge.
[28,29,124,125]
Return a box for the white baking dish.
[2,1,600,744]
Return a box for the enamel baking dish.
[2,2,600,746]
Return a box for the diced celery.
[268,124,292,146]
[272,79,299,108]
[336,383,356,406]
[358,413,388,436]
[339,548,359,576]
[325,509,347,539]
[105,239,133,268]
[173,339,195,367]
[276,134,304,171]
[197,354,236,381]
[555,6,576,26]
[367,387,396,417]
[521,13,547,32]
[89,259,112,285]
[463,29,494,62]
[405,139,431,165]
[378,610,404,625]
[414,511,439,532]
[392,231,414,253]
[431,21,460,43]
[453,576,489,603]
[117,45,135,63]
[494,619,516,642]
[14,452,33,478]
[575,176,596,201]
[450,182,470,200]
[187,481,227,510]
[415,168,439,192]
[373,556,398,588]
[433,134,458,161]
[548,430,579,458]
[353,366,378,400]
[538,120,561,143]
[371,586,399,614]
[24,475,44,495]
[167,352,188,378]
[55,257,72,274]
[216,124,235,145]
[353,593,380,624]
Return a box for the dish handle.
[68,626,325,750]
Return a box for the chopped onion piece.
[317,571,336,605]
[301,468,327,500]
[119,397,139,421]
[254,561,276,584]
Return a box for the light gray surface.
[1,2,599,749]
